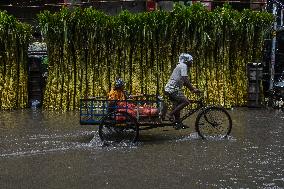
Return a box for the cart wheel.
[99,111,139,143]
[195,106,232,139]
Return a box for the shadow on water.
[0,107,283,188]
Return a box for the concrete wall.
[80,1,147,15]
[157,1,174,12]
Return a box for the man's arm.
[181,76,199,92]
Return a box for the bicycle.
[79,93,232,143]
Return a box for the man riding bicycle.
[164,53,200,127]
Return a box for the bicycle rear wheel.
[99,111,139,143]
[195,106,232,139]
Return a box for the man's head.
[179,53,193,66]
[114,78,125,90]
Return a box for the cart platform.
[79,96,163,125]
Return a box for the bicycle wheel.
[99,111,139,143]
[195,106,232,139]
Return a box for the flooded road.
[0,108,283,189]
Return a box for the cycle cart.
[79,94,232,143]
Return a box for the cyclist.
[164,53,200,127]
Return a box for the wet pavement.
[0,108,283,189]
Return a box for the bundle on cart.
[115,101,159,121]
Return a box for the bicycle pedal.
[173,123,182,130]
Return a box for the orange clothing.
[108,88,126,100]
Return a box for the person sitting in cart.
[108,77,159,117]
[108,77,128,100]
[164,53,201,126]
[108,77,143,100]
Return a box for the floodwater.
[0,108,283,189]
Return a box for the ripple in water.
[176,132,200,142]
[86,131,140,150]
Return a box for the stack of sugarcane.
[38,3,274,111]
[0,11,31,110]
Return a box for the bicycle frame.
[180,99,204,122]
[138,95,205,130]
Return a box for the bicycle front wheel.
[195,106,232,139]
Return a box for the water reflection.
[0,108,283,188]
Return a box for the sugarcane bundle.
[0,11,31,110]
[38,3,274,110]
